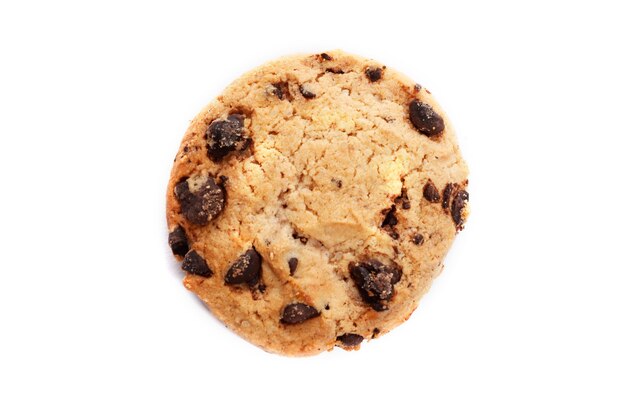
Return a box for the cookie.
[166,50,469,356]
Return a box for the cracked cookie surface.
[166,50,469,356]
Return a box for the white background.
[1,1,625,415]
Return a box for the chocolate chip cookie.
[166,50,469,356]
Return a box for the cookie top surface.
[166,50,469,356]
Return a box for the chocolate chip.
[409,100,445,137]
[331,178,343,188]
[292,232,308,244]
[320,53,332,61]
[206,114,250,161]
[272,83,284,100]
[225,248,262,285]
[394,188,411,209]
[182,250,213,277]
[382,206,398,227]
[451,189,469,230]
[349,260,402,311]
[288,257,298,276]
[337,333,364,347]
[372,328,380,338]
[271,82,291,101]
[280,303,320,324]
[168,225,189,256]
[365,67,383,82]
[299,84,316,99]
[413,233,424,246]
[174,176,225,225]
[414,83,422,92]
[442,183,460,211]
[423,179,441,203]
[381,205,399,239]
[325,67,344,74]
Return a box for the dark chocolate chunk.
[225,248,262,285]
[394,188,411,209]
[182,250,213,277]
[442,183,460,211]
[451,189,469,230]
[381,206,398,227]
[280,303,320,324]
[337,333,364,347]
[299,85,316,99]
[292,232,308,244]
[288,257,298,276]
[272,84,284,100]
[423,179,441,203]
[206,114,250,161]
[381,205,399,239]
[174,176,225,225]
[409,100,445,137]
[320,53,332,61]
[372,328,380,338]
[349,260,402,311]
[365,67,383,82]
[331,178,343,188]
[325,67,344,74]
[413,233,424,246]
[271,82,291,101]
[168,225,189,256]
